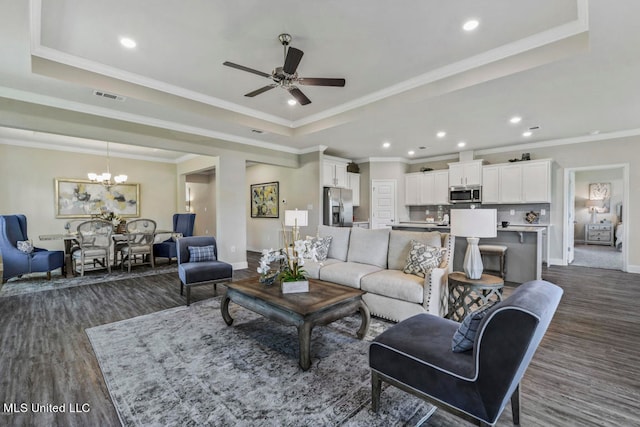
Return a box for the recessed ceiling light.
[510,116,522,124]
[436,131,446,138]
[463,19,479,31]
[287,99,297,106]
[382,142,391,148]
[408,150,415,156]
[457,141,466,148]
[522,131,533,137]
[119,37,137,49]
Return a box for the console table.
[447,272,504,322]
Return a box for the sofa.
[302,225,454,322]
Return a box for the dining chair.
[153,213,196,264]
[119,219,157,272]
[71,219,113,276]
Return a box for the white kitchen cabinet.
[432,170,450,205]
[448,160,483,186]
[323,159,348,188]
[404,173,421,205]
[522,161,551,202]
[480,159,552,204]
[405,170,449,205]
[481,166,500,204]
[500,164,523,203]
[347,172,360,206]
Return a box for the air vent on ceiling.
[93,90,126,102]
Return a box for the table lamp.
[585,199,601,224]
[284,209,308,242]
[450,207,497,280]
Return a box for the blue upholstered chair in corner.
[176,235,232,306]
[369,280,563,427]
[153,213,196,265]
[0,214,65,283]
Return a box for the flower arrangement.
[257,248,285,285]
[279,239,308,282]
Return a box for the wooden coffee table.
[221,278,371,371]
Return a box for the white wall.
[0,143,177,250]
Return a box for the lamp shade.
[284,209,308,227]
[585,199,602,209]
[450,208,497,238]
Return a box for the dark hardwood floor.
[1,254,638,426]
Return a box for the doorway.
[564,164,628,271]
[370,179,396,229]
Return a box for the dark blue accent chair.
[177,235,232,306]
[369,280,563,426]
[0,214,65,283]
[153,213,196,264]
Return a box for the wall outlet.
[230,245,236,253]
[510,209,515,215]
[541,209,546,215]
[205,229,209,234]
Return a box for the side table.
[447,272,504,322]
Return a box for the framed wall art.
[250,181,279,218]
[589,182,611,200]
[55,178,140,218]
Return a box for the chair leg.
[180,282,184,295]
[186,286,191,306]
[47,271,51,280]
[371,371,382,413]
[511,384,521,425]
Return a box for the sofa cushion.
[318,225,351,261]
[347,227,390,268]
[403,240,447,278]
[361,269,424,304]
[388,230,442,271]
[301,258,341,280]
[319,261,382,289]
[188,245,216,262]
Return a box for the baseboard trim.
[626,264,640,274]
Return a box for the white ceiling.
[1,0,639,162]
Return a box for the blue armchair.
[153,213,195,264]
[177,236,232,306]
[370,280,563,426]
[0,215,65,283]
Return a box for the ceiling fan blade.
[245,85,276,97]
[283,47,304,75]
[223,61,271,78]
[288,87,311,105]
[298,77,346,87]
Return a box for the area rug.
[86,297,435,426]
[0,263,178,298]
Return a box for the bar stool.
[479,244,508,279]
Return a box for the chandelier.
[88,142,127,187]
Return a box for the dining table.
[39,229,178,277]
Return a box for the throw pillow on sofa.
[403,240,446,278]
[303,236,333,261]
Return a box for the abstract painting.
[250,181,279,218]
[55,179,140,218]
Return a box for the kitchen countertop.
[395,221,548,232]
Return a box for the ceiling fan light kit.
[223,33,345,105]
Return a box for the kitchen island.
[393,222,545,283]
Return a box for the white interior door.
[371,179,396,229]
[567,171,576,264]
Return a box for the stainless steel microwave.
[449,185,482,204]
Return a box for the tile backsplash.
[408,203,550,225]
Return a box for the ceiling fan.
[223,33,346,106]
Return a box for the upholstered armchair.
[369,280,563,426]
[71,219,113,276]
[0,214,64,282]
[176,235,232,306]
[119,219,157,272]
[153,213,196,264]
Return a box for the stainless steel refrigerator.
[323,187,353,227]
